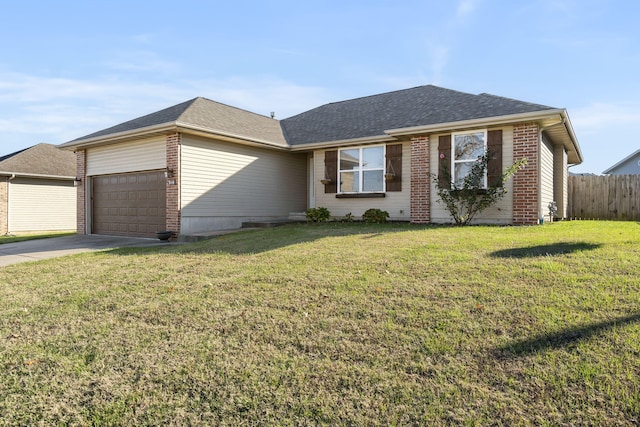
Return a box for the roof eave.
[289,135,398,152]
[385,108,583,165]
[58,122,177,150]
[59,121,290,151]
[384,109,568,136]
[602,149,640,174]
[558,110,584,165]
[0,171,76,180]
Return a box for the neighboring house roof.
[602,149,640,174]
[60,85,582,164]
[281,85,557,145]
[0,143,76,178]
[66,97,287,148]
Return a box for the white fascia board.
[0,171,76,180]
[289,135,397,152]
[384,109,567,136]
[559,110,584,165]
[58,122,177,150]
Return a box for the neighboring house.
[602,149,640,175]
[0,143,77,234]
[59,85,583,239]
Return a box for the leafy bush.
[305,207,331,222]
[433,153,526,225]
[362,208,389,224]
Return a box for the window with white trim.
[339,146,384,193]
[452,130,487,188]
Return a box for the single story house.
[0,143,77,234]
[602,149,640,175]
[59,85,583,239]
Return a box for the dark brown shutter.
[487,129,503,187]
[324,150,338,193]
[385,144,402,192]
[438,135,452,189]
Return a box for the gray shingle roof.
[71,97,286,145]
[280,85,557,145]
[0,143,76,177]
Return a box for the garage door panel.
[92,170,166,238]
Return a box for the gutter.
[560,110,584,164]
[0,171,76,180]
[384,109,568,136]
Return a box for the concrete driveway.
[0,234,175,267]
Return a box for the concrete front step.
[241,218,304,228]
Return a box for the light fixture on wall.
[73,177,82,187]
[165,167,175,178]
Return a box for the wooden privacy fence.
[569,174,640,220]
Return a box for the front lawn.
[0,221,639,425]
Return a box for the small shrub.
[341,212,354,223]
[362,208,389,224]
[305,207,331,222]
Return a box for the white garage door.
[9,178,77,232]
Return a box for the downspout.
[6,174,15,235]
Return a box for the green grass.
[0,231,74,244]
[0,221,639,426]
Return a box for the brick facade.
[76,150,87,234]
[166,133,181,237]
[0,179,7,235]
[512,123,540,225]
[410,135,431,223]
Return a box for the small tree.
[433,153,526,225]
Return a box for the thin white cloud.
[456,0,478,19]
[104,50,181,73]
[0,71,336,149]
[571,102,640,132]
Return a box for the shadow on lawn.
[496,313,640,357]
[491,242,602,258]
[112,223,420,256]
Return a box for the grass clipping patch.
[0,221,639,425]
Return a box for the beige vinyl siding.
[8,178,76,232]
[430,127,514,224]
[86,137,166,176]
[180,135,307,232]
[540,136,554,221]
[313,142,411,221]
[554,144,569,218]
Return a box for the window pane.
[340,171,359,192]
[340,149,359,170]
[454,162,473,188]
[454,132,485,161]
[454,162,483,188]
[362,147,384,169]
[363,170,383,191]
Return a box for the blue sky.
[1,0,637,174]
